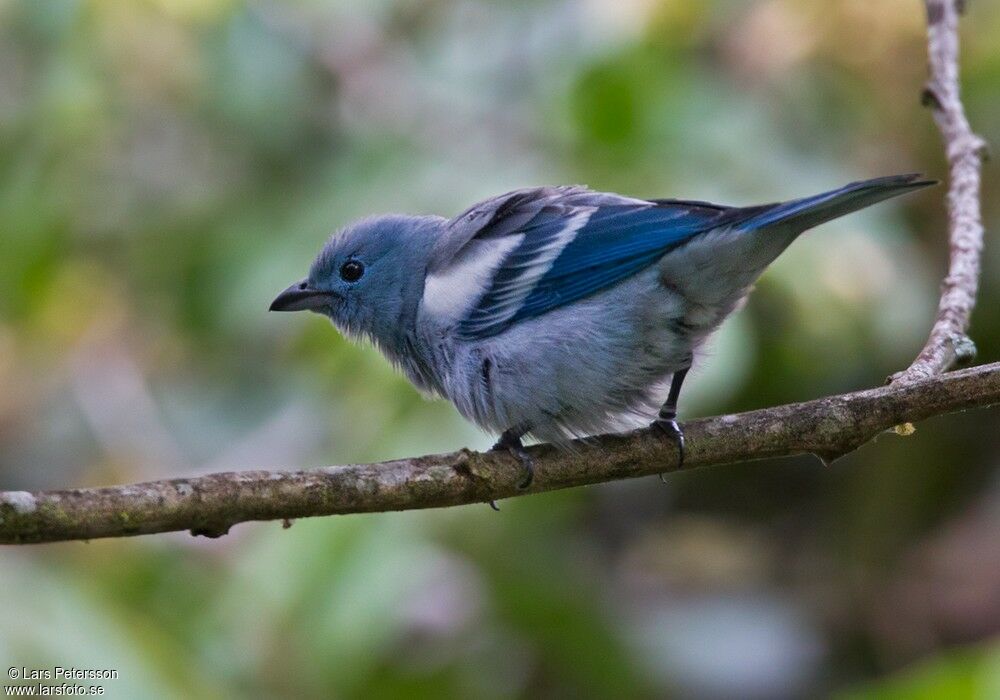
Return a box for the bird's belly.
[438,269,701,442]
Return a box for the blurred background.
[1,0,998,697]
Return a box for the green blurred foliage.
[1,0,999,698]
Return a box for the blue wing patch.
[456,200,747,340]
[450,175,934,340]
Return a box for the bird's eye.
[339,260,364,282]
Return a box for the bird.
[271,173,934,489]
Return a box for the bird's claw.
[652,416,685,480]
[516,455,534,490]
[491,433,535,490]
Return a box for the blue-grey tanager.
[271,174,933,488]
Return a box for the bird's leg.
[652,366,690,479]
[491,425,534,490]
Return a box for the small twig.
[891,0,986,384]
[2,362,999,544]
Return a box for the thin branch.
[0,0,992,545]
[891,0,987,385]
[2,362,999,544]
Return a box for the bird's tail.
[739,173,936,233]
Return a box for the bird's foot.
[491,431,534,490]
[652,414,685,481]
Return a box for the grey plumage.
[271,174,933,447]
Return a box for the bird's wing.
[424,186,760,340]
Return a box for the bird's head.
[270,214,446,344]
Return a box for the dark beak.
[269,280,334,312]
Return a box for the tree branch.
[0,0,992,545]
[891,0,987,385]
[1,361,998,544]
